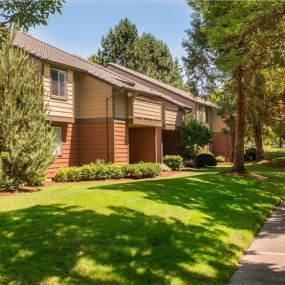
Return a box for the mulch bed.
[222,170,269,181]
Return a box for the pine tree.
[0,36,55,189]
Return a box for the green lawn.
[1,163,285,285]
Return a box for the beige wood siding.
[114,120,129,163]
[43,63,74,119]
[165,108,183,128]
[211,108,228,132]
[76,74,113,119]
[114,92,127,119]
[133,96,162,122]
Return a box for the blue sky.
[30,0,192,61]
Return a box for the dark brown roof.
[105,63,217,108]
[13,32,191,109]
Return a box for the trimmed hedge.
[196,152,217,168]
[163,155,183,171]
[54,161,162,182]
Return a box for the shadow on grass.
[88,172,284,230]
[1,204,239,285]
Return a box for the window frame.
[51,67,67,100]
[54,127,62,156]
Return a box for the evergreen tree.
[184,1,285,172]
[0,37,55,189]
[89,18,138,68]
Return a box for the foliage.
[163,155,183,171]
[216,155,226,163]
[0,0,65,31]
[54,161,161,182]
[180,117,212,159]
[122,162,161,179]
[184,0,285,172]
[196,152,217,168]
[89,18,184,89]
[0,38,55,188]
[159,163,171,172]
[244,148,257,161]
[90,18,138,68]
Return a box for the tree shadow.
[88,173,283,231]
[0,204,240,285]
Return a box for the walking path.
[230,201,285,284]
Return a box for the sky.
[29,0,192,62]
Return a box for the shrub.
[160,163,171,172]
[269,157,285,168]
[196,152,217,168]
[123,163,161,179]
[244,148,257,161]
[180,118,212,159]
[54,162,161,182]
[216,155,226,163]
[163,155,183,171]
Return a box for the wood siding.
[132,96,162,126]
[43,63,74,119]
[114,92,127,119]
[165,108,183,129]
[78,122,114,165]
[211,108,228,133]
[212,132,233,162]
[76,74,113,119]
[114,121,129,163]
[48,122,79,178]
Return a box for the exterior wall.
[162,130,180,156]
[75,74,113,119]
[78,121,114,165]
[114,120,129,164]
[212,133,233,162]
[47,122,79,178]
[129,127,156,163]
[114,91,127,119]
[156,127,162,163]
[210,108,228,133]
[43,63,74,119]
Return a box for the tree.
[180,117,212,159]
[134,33,184,88]
[89,19,184,89]
[0,37,55,190]
[184,1,285,172]
[0,0,65,31]
[89,18,138,68]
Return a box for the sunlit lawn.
[1,160,285,284]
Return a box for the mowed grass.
[1,163,285,285]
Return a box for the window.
[51,68,67,97]
[54,127,62,156]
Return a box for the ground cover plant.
[1,155,284,284]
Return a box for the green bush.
[269,157,285,168]
[216,155,226,163]
[244,148,257,161]
[196,152,217,168]
[54,161,160,182]
[123,163,161,179]
[160,163,171,172]
[163,155,183,170]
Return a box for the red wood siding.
[78,122,114,165]
[48,122,79,178]
[212,133,233,162]
[129,127,156,163]
[114,121,129,164]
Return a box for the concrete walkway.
[230,201,285,285]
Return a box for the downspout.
[105,95,112,162]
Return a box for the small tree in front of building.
[0,36,55,190]
[180,117,212,160]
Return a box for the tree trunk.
[252,122,265,161]
[278,137,284,148]
[233,68,246,172]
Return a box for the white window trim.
[54,127,62,156]
[51,68,67,98]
